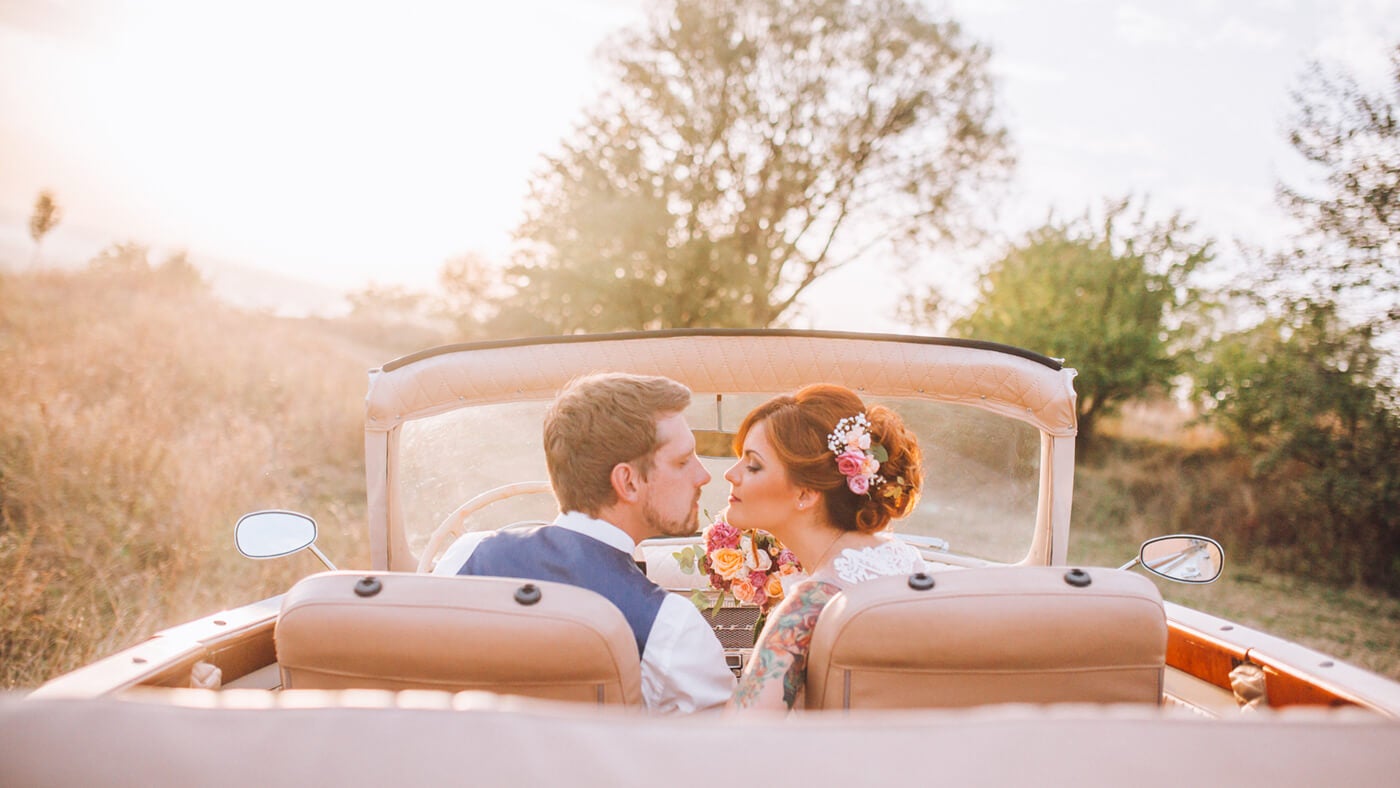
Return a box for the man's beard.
[642,491,701,537]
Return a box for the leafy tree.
[1190,44,1400,591]
[502,0,1009,333]
[88,242,155,276]
[87,243,206,293]
[1274,44,1399,330]
[346,283,429,324]
[28,191,62,267]
[437,253,512,340]
[952,200,1212,447]
[1194,300,1399,590]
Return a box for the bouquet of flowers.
[674,511,802,633]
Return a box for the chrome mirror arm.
[308,543,337,572]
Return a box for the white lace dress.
[829,540,927,585]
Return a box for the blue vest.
[457,525,667,658]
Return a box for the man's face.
[638,411,712,538]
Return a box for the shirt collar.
[554,511,636,554]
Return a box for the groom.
[433,372,735,713]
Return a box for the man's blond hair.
[544,372,692,515]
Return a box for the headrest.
[806,566,1167,709]
[276,571,642,705]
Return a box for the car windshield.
[397,393,1040,565]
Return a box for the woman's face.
[723,419,803,536]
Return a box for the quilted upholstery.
[365,333,1079,435]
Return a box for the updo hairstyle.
[734,384,923,534]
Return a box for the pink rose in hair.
[836,450,866,477]
[848,474,870,495]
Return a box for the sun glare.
[3,1,636,288]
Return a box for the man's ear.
[610,462,642,504]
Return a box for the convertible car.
[5,330,1399,783]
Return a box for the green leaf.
[672,546,697,574]
[689,590,710,613]
[752,612,768,640]
[872,443,889,463]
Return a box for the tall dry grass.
[0,268,374,688]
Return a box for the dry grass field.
[0,269,375,687]
[2,267,1396,688]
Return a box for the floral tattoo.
[732,579,841,710]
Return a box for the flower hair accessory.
[827,413,888,495]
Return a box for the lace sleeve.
[832,542,926,584]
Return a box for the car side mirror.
[1125,534,1224,584]
[235,510,336,570]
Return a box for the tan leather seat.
[275,571,642,705]
[805,566,1167,710]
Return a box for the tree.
[87,243,207,293]
[346,283,429,324]
[437,253,512,340]
[1189,44,1400,591]
[503,0,1009,333]
[952,200,1212,447]
[28,191,62,268]
[1193,300,1399,590]
[1274,44,1399,330]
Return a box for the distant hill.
[0,217,350,317]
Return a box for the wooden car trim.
[29,596,281,699]
[1165,601,1400,718]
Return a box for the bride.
[725,384,925,712]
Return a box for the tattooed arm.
[730,579,842,712]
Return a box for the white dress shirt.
[434,512,736,713]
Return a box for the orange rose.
[710,548,747,580]
[765,574,784,599]
[731,576,757,604]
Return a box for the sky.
[2,0,1398,327]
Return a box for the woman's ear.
[795,487,819,512]
[611,462,642,503]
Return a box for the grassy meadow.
[0,268,378,688]
[1,267,1396,689]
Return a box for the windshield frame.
[365,330,1079,572]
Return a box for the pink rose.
[848,474,870,495]
[706,520,741,549]
[748,571,769,606]
[863,456,880,475]
[836,450,866,477]
[776,548,798,568]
